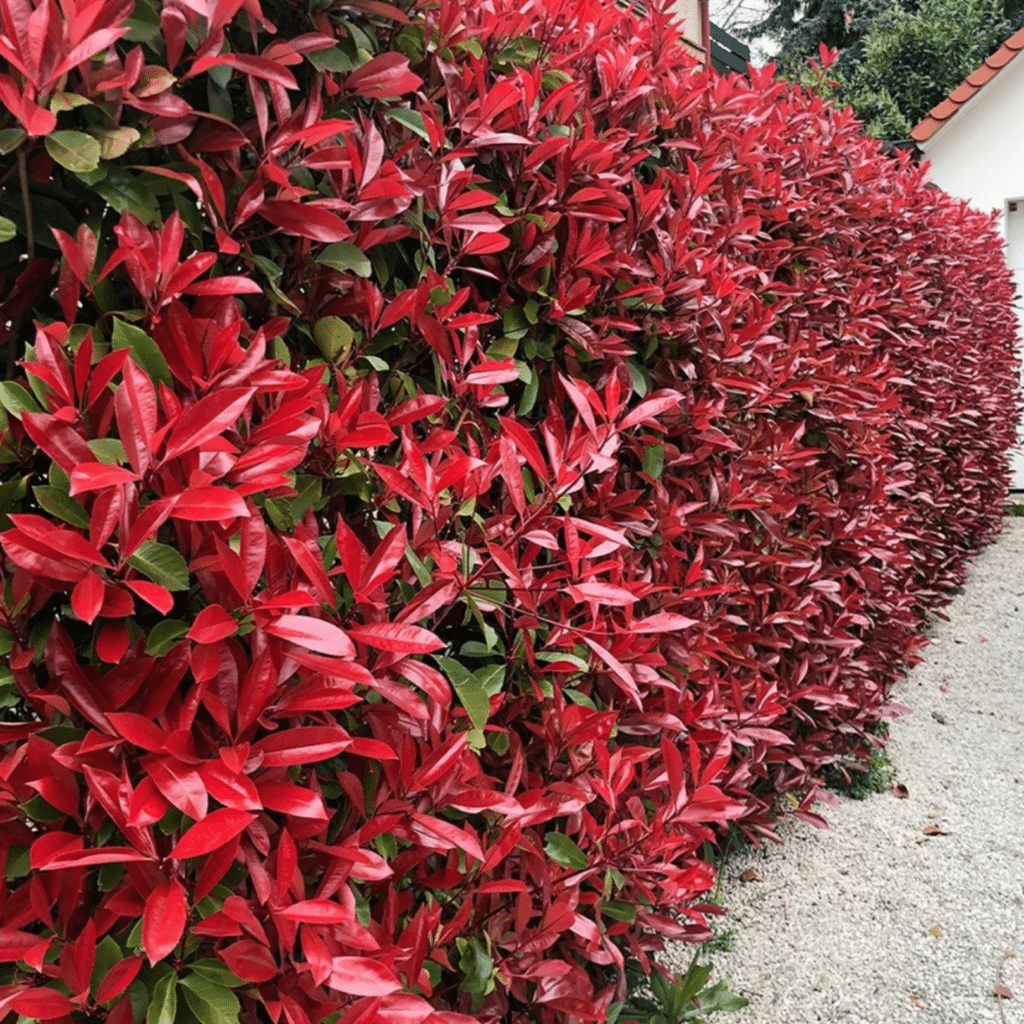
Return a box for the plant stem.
[16,146,33,264]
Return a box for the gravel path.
[662,518,1024,1024]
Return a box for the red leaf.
[69,463,140,495]
[276,899,352,924]
[567,582,638,606]
[124,580,174,614]
[95,956,143,1003]
[9,988,76,1019]
[255,782,327,819]
[171,809,255,859]
[326,956,402,996]
[143,879,188,966]
[96,620,130,663]
[107,712,166,752]
[260,201,353,243]
[164,388,255,460]
[0,929,48,963]
[345,622,444,654]
[146,758,207,820]
[632,612,700,632]
[252,726,352,767]
[265,615,355,657]
[344,53,422,99]
[170,487,250,521]
[188,604,238,644]
[185,275,262,295]
[219,940,278,983]
[71,572,106,624]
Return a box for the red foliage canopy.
[0,0,1016,1021]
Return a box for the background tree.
[841,0,1011,139]
[746,0,1023,83]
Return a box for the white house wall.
[918,54,1024,490]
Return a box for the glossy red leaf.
[71,572,106,624]
[170,487,250,521]
[69,463,140,495]
[219,940,278,983]
[9,988,77,1019]
[264,615,356,657]
[171,809,255,860]
[326,956,402,996]
[345,622,444,654]
[251,727,352,767]
[187,604,238,643]
[143,878,188,966]
[95,956,143,1002]
[276,899,352,924]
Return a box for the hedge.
[0,0,1017,1021]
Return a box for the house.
[673,0,753,75]
[912,27,1024,490]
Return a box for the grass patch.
[821,722,899,800]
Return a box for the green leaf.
[33,486,90,528]
[92,168,162,225]
[91,126,141,160]
[384,107,430,140]
[188,959,244,989]
[147,974,177,1024]
[314,317,355,363]
[4,846,29,880]
[642,444,665,479]
[0,216,15,244]
[600,900,637,923]
[49,92,93,113]
[45,130,101,173]
[0,381,41,419]
[144,620,189,656]
[91,935,122,1000]
[456,936,494,1010]
[245,253,300,314]
[179,974,241,1024]
[306,47,353,73]
[0,128,26,155]
[316,241,372,278]
[128,541,190,591]
[543,832,588,870]
[111,317,173,386]
[88,438,128,464]
[437,656,490,733]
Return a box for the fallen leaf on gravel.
[929,924,943,938]
[978,636,989,643]
[940,682,948,693]
[923,825,950,836]
[993,984,1013,999]
[910,994,928,1009]
[739,868,762,883]
[893,783,909,799]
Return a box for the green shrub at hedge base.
[0,0,1017,1021]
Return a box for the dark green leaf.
[179,974,241,1024]
[111,318,173,386]
[34,486,90,528]
[317,241,372,278]
[144,620,189,657]
[146,974,177,1024]
[543,832,588,870]
[128,541,190,591]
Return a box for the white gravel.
[662,518,1024,1024]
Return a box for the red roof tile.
[912,24,1024,141]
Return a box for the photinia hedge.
[0,1,1017,1022]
